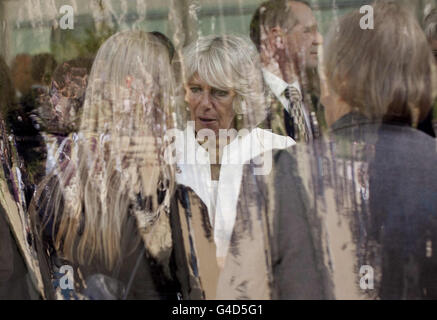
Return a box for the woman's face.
[185,73,236,134]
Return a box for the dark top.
[273,112,437,299]
[417,110,436,138]
[34,176,178,300]
[272,149,327,299]
[76,215,176,300]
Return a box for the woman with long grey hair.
[31,31,178,299]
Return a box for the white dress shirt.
[173,123,295,260]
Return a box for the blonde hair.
[181,34,267,128]
[35,31,176,269]
[323,1,436,124]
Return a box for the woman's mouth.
[198,117,217,124]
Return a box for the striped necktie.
[284,86,310,143]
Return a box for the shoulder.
[376,125,437,163]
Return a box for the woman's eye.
[213,89,229,97]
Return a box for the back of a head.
[81,30,175,137]
[80,28,177,209]
[323,1,436,125]
[46,31,177,269]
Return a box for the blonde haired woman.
[32,31,178,300]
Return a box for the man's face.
[283,2,322,70]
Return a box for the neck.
[263,59,299,86]
[197,130,238,165]
[327,99,353,128]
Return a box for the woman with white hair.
[169,34,294,299]
[31,31,178,299]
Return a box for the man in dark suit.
[250,0,324,142]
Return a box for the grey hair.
[323,1,436,124]
[181,34,267,128]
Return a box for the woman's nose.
[199,91,213,108]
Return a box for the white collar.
[175,126,292,168]
[174,126,294,259]
[262,69,301,100]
